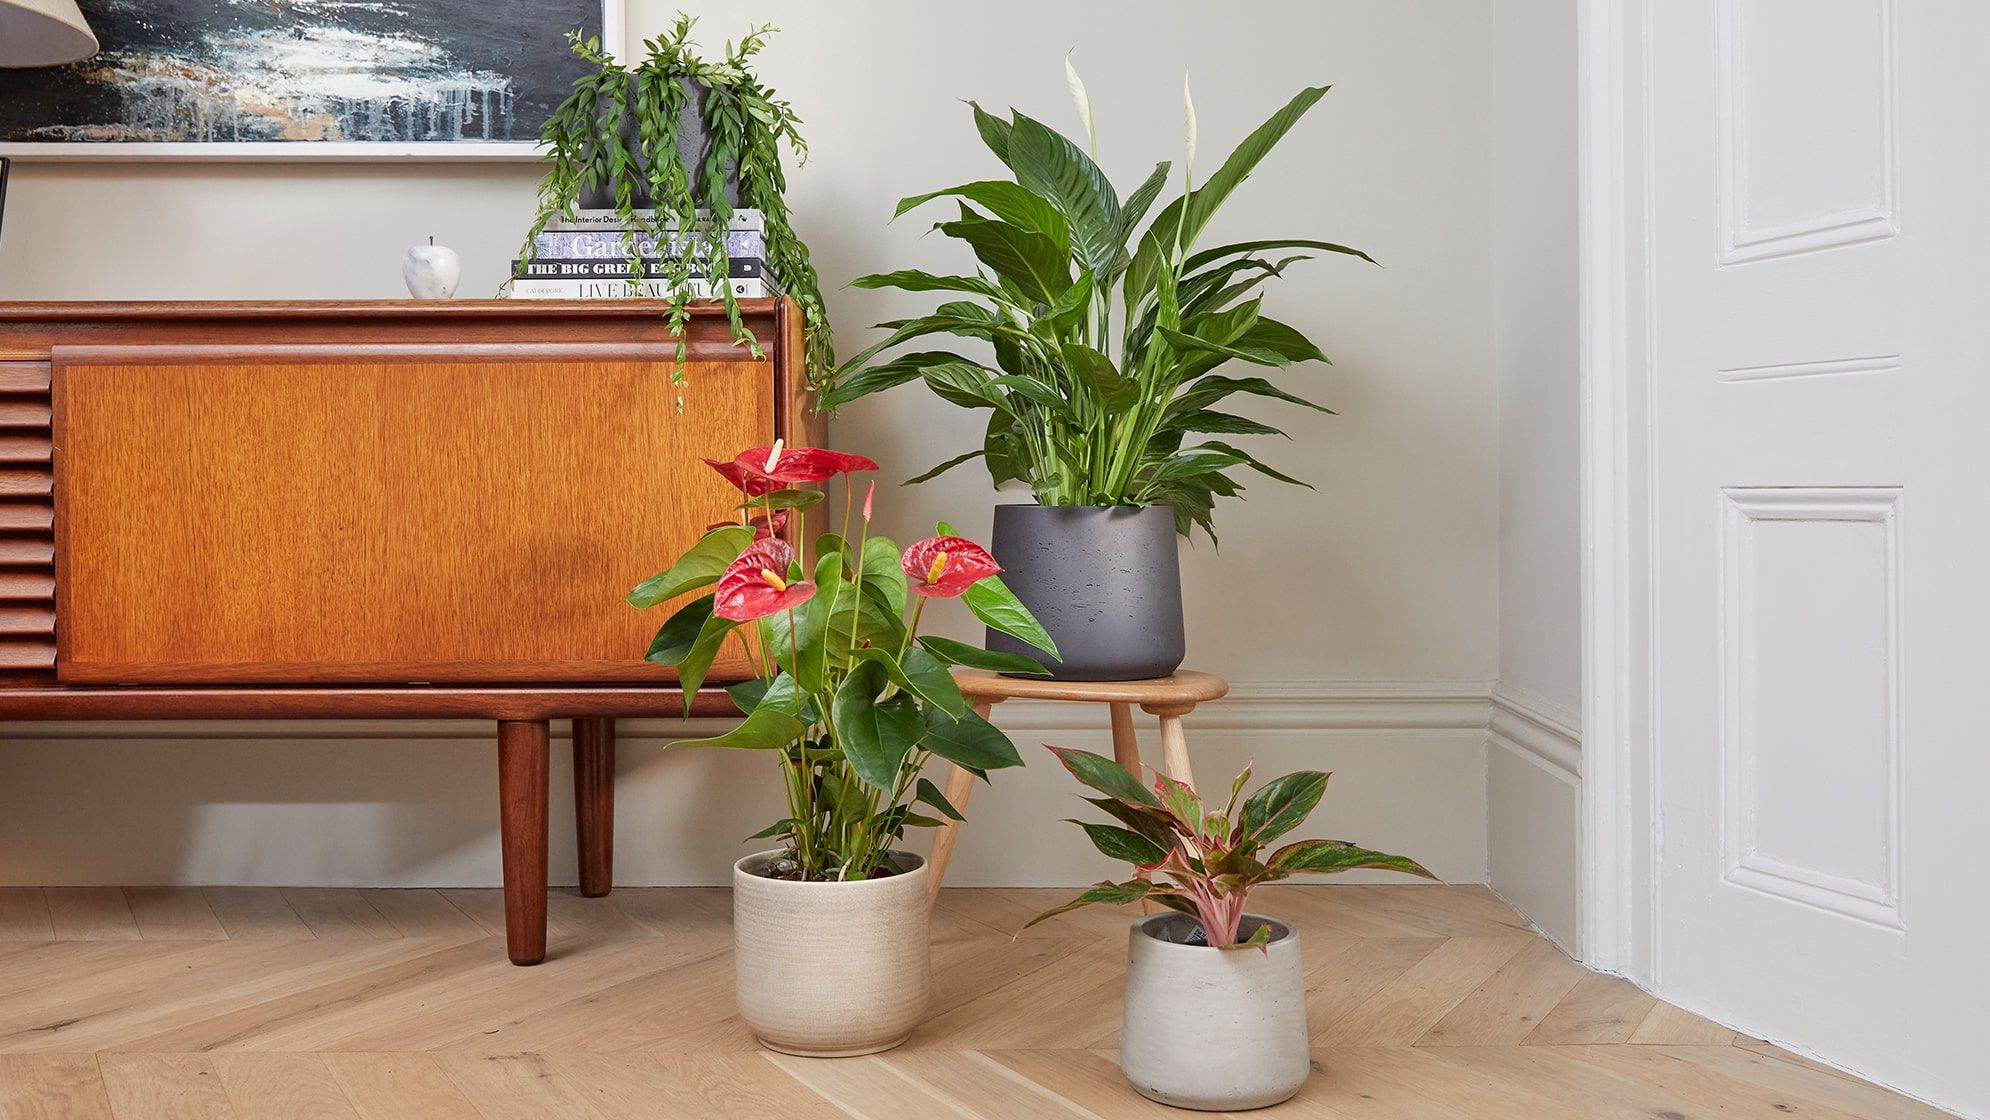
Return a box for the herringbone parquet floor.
[0,884,1952,1118]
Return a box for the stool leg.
[1158,712,1196,790]
[1109,702,1141,775]
[926,702,990,907]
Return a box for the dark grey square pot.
[985,504,1185,681]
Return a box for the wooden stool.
[925,668,1229,903]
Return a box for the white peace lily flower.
[1066,53,1097,157]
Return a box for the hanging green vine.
[518,17,833,406]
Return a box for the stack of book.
[507,208,774,300]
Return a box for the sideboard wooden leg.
[573,716,615,898]
[498,719,550,966]
[926,701,991,907]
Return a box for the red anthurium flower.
[901,535,1001,598]
[714,538,816,621]
[705,508,790,540]
[728,443,881,486]
[703,456,779,497]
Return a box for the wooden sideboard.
[0,298,817,964]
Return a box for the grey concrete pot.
[1120,913,1309,1110]
[732,851,929,1057]
[985,504,1185,681]
[578,78,740,211]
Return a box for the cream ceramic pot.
[732,851,930,1057]
[1120,913,1309,1110]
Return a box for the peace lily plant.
[823,63,1369,543]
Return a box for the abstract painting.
[0,0,619,158]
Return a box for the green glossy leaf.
[1238,771,1329,844]
[900,645,968,718]
[674,704,806,750]
[1264,839,1435,879]
[735,489,825,514]
[1167,374,1334,418]
[859,536,908,618]
[905,449,986,485]
[767,551,844,692]
[644,595,716,665]
[893,179,1068,246]
[832,660,923,790]
[915,777,965,821]
[1047,746,1159,807]
[1181,238,1375,272]
[1006,111,1121,277]
[1071,820,1169,866]
[962,574,1059,658]
[936,216,1072,305]
[1159,409,1286,437]
[627,524,753,608]
[1020,879,1154,931]
[849,269,1015,304]
[1117,160,1173,246]
[743,818,796,841]
[1083,796,1178,850]
[916,634,1052,676]
[670,611,738,711]
[821,351,971,411]
[967,100,1014,163]
[918,359,1008,411]
[919,706,1024,772]
[1060,342,1137,411]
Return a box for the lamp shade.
[0,0,99,67]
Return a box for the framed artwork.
[0,0,623,161]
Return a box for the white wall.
[0,0,1501,888]
[1487,0,1584,950]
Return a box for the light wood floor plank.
[1313,936,1533,1046]
[763,1051,967,1119]
[201,889,311,941]
[1522,972,1659,1045]
[211,1053,361,1120]
[0,888,53,940]
[278,890,398,940]
[646,1052,849,1119]
[1417,937,1589,1046]
[0,887,1948,1120]
[1625,999,1738,1045]
[0,1053,115,1119]
[123,889,226,941]
[432,1051,612,1120]
[45,888,141,941]
[320,1053,486,1120]
[357,890,485,940]
[98,1053,239,1120]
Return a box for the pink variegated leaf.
[1019,879,1155,934]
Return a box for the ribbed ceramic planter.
[732,851,930,1057]
[985,504,1185,681]
[1120,913,1309,1111]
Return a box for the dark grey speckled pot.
[985,505,1185,681]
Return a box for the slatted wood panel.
[0,362,54,673]
[0,886,1951,1118]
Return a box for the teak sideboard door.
[52,344,770,685]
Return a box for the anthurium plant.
[821,63,1372,542]
[1027,747,1434,948]
[630,443,1059,881]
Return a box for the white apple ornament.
[402,237,461,299]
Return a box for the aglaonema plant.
[629,443,1059,880]
[1027,747,1434,948]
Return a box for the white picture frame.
[0,2,624,162]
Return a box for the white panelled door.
[1644,0,1988,1112]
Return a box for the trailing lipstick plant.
[1026,748,1435,948]
[629,443,1058,880]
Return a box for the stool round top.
[950,668,1228,706]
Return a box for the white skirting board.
[1486,687,1583,953]
[0,680,1497,889]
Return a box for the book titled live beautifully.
[511,257,763,280]
[507,277,768,300]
